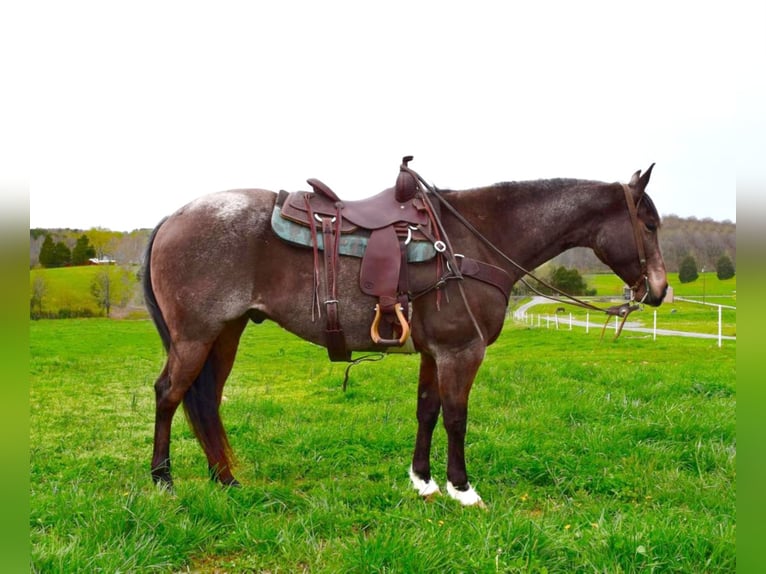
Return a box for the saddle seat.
[281,176,428,233]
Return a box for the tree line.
[30,228,149,268]
[549,215,735,275]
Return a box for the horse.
[142,161,667,507]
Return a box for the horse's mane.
[442,179,661,222]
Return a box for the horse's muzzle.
[636,280,668,307]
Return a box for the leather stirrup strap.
[320,213,350,362]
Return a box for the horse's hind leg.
[409,353,442,498]
[194,317,248,485]
[151,340,213,487]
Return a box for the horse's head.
[592,164,668,306]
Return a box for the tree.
[71,234,97,265]
[716,254,735,280]
[30,275,48,317]
[548,266,594,296]
[38,234,71,267]
[87,227,116,259]
[38,235,55,267]
[90,267,132,317]
[52,241,72,267]
[678,255,699,283]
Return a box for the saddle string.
[401,164,646,338]
[303,194,322,320]
[341,353,385,392]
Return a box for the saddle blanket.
[271,204,437,262]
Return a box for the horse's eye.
[645,222,657,233]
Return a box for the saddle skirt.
[271,198,437,262]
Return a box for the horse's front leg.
[409,353,442,498]
[438,345,486,507]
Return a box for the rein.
[402,165,650,340]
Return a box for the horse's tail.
[142,217,171,352]
[143,217,235,478]
[183,356,236,479]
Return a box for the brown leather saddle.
[276,156,440,361]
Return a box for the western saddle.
[275,156,512,361]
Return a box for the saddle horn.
[395,155,418,203]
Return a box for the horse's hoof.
[409,465,442,498]
[152,474,174,492]
[447,481,486,509]
[151,468,174,490]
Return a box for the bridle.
[403,164,653,340]
[621,182,651,304]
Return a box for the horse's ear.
[638,163,655,192]
[628,163,655,197]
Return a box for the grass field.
[29,266,142,318]
[30,316,735,572]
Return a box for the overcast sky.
[11,2,762,230]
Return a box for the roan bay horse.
[143,160,668,506]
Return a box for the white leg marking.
[409,465,441,497]
[447,481,486,508]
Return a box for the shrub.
[716,255,735,280]
[678,255,699,283]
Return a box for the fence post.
[586,312,589,334]
[718,305,722,348]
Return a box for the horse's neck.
[445,179,608,271]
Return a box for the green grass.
[585,272,737,300]
[30,318,735,572]
[29,266,143,318]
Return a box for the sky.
[7,2,763,231]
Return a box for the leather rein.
[402,166,651,340]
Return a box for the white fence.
[513,298,736,347]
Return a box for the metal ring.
[433,240,446,252]
[314,213,337,223]
[404,227,412,245]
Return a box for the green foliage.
[38,235,73,268]
[716,254,735,280]
[548,265,595,296]
[678,255,699,283]
[30,319,735,572]
[71,234,97,265]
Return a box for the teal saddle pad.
[271,204,437,262]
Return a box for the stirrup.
[370,303,411,346]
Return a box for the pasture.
[30,316,735,572]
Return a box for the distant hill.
[551,215,735,273]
